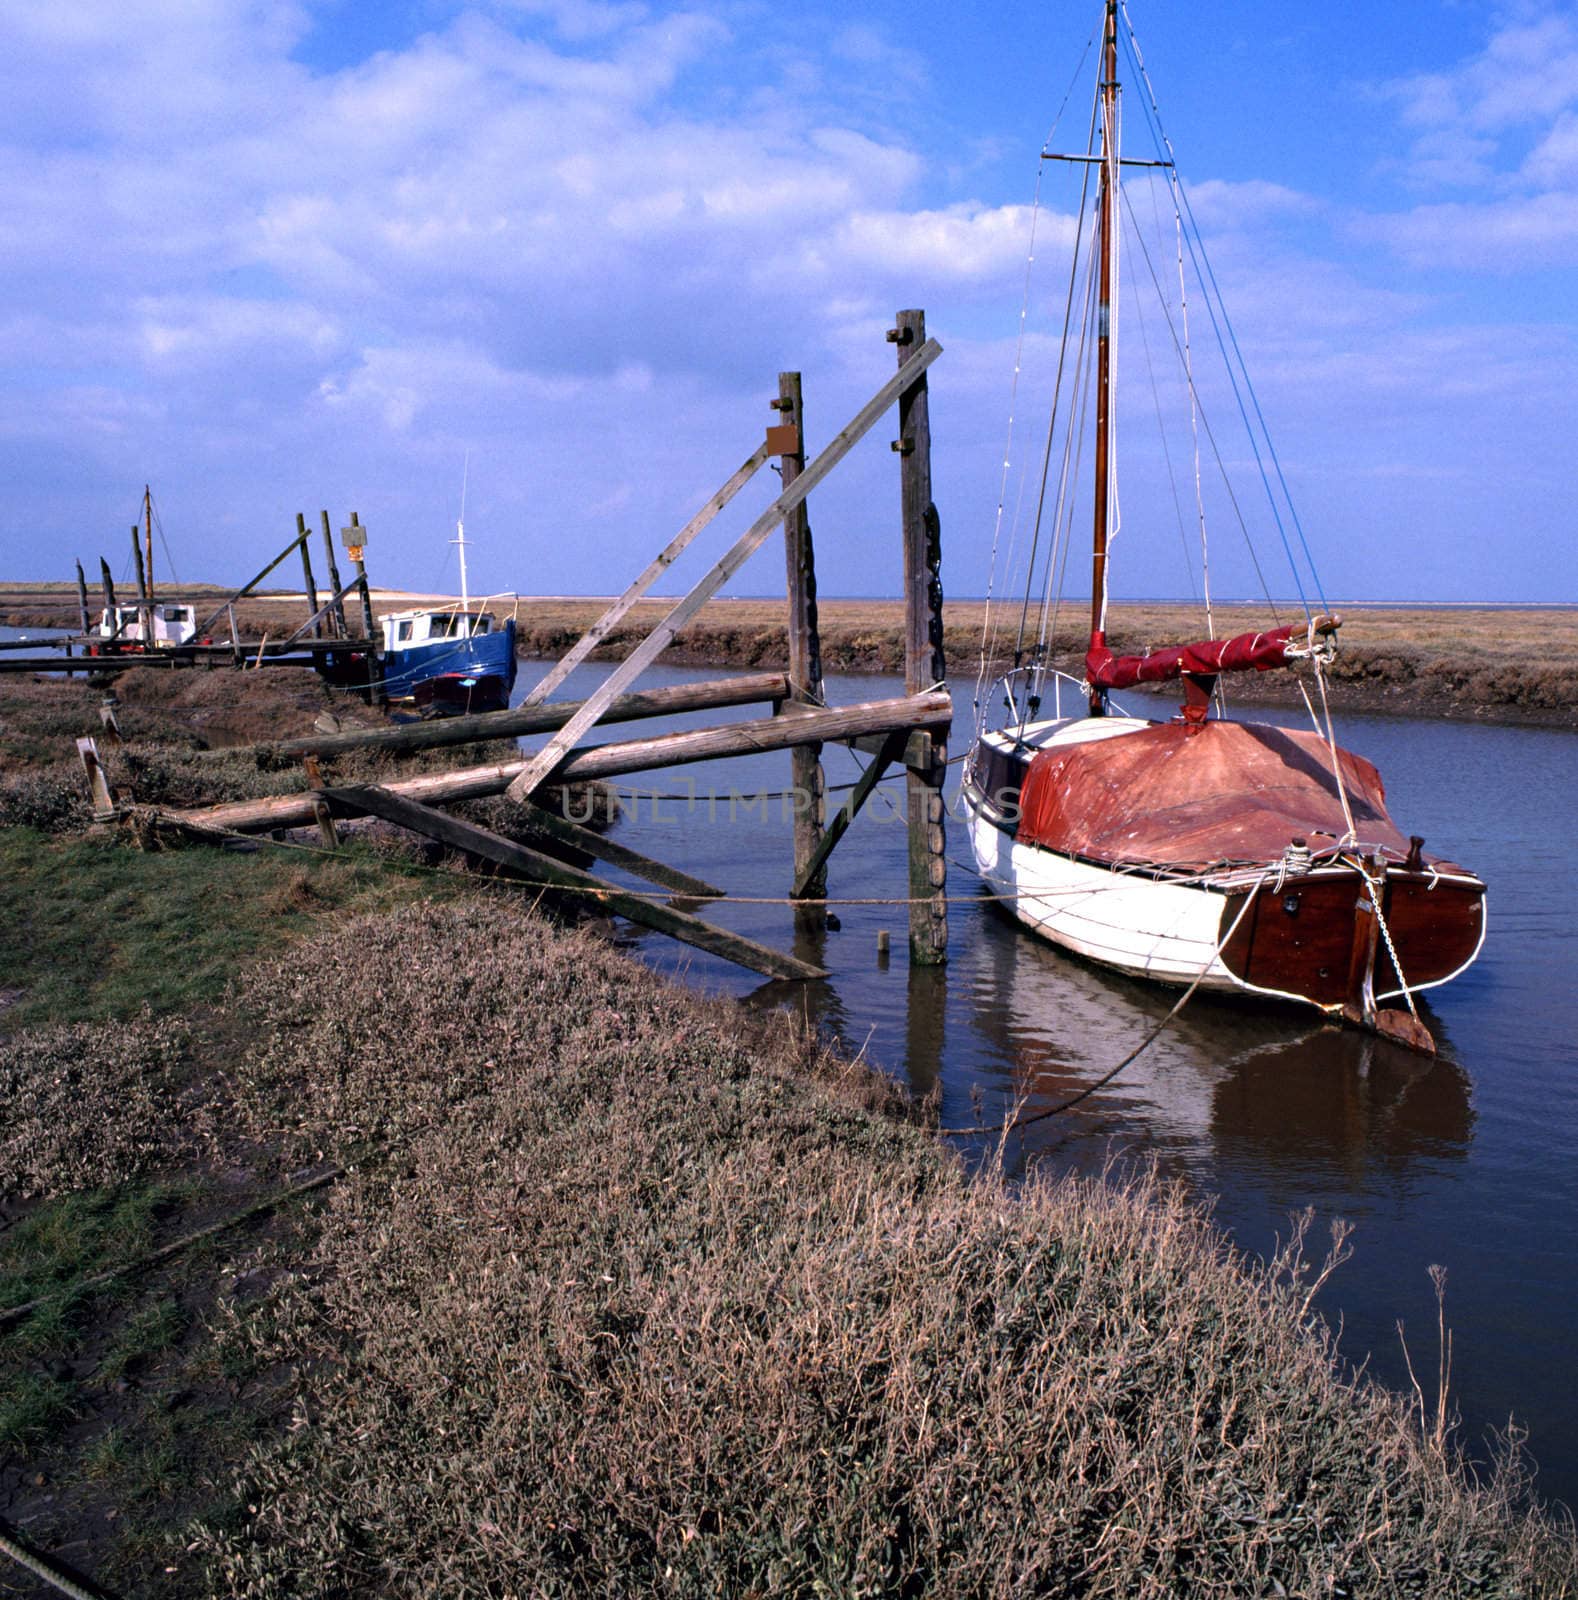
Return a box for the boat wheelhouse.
[377,605,518,713]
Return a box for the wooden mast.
[1088,0,1119,716]
[143,486,154,597]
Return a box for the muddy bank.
[4,591,1573,727]
[501,598,1578,728]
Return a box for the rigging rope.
[1010,87,1102,686]
[1118,180,1282,620]
[980,28,1103,722]
[1117,8,1325,619]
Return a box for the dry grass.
[5,589,1574,722]
[121,902,1568,1599]
[0,1015,202,1197]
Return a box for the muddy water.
[512,660,1578,1511]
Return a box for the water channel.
[514,659,1578,1512]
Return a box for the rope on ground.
[936,869,1271,1136]
[0,1521,121,1600]
[141,806,1275,910]
[0,1164,344,1333]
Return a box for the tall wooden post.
[777,372,828,907]
[346,512,375,642]
[74,561,90,635]
[891,309,947,965]
[320,511,348,638]
[295,513,321,637]
[344,511,382,704]
[131,525,153,642]
[99,559,120,639]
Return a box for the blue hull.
[382,620,518,713]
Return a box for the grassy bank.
[2,858,1576,1593]
[3,588,1574,725]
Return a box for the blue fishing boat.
[317,483,518,713]
[378,602,517,713]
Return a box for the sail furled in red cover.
[1016,721,1411,870]
[1085,624,1296,691]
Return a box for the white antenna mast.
[453,450,472,625]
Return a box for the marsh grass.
[0,826,467,1036]
[162,903,1574,1599]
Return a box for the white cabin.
[379,609,495,652]
[96,603,199,648]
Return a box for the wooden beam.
[302,755,339,848]
[318,786,822,983]
[791,729,905,898]
[164,690,951,836]
[209,672,790,763]
[504,337,944,804]
[848,728,936,767]
[76,737,116,822]
[319,510,349,639]
[778,370,827,903]
[517,800,724,901]
[193,531,310,639]
[295,513,321,637]
[131,525,153,643]
[521,443,771,708]
[281,575,366,647]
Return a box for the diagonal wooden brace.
[505,338,944,804]
[791,729,908,898]
[318,785,823,983]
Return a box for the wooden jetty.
[86,311,955,982]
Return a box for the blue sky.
[0,0,1573,606]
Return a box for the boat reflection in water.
[948,897,1473,1186]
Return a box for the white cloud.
[0,2,1569,603]
[1369,5,1578,265]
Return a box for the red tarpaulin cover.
[1085,624,1296,691]
[1016,720,1412,869]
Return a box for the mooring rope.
[1349,851,1422,1022]
[935,868,1271,1136]
[147,802,1284,912]
[1287,623,1360,848]
[0,1525,116,1600]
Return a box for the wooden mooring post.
[296,514,321,637]
[319,511,349,639]
[892,308,948,965]
[776,371,828,910]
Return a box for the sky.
[0,0,1574,607]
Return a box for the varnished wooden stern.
[1219,865,1486,1012]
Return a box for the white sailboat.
[961,1,1485,1053]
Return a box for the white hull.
[964,715,1244,991]
[965,785,1244,993]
